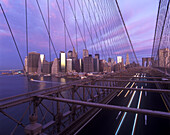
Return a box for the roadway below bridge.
[75,74,170,135]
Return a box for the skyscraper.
[99,60,105,72]
[159,48,170,68]
[93,58,99,72]
[28,52,40,73]
[60,51,66,72]
[67,50,73,59]
[117,56,122,63]
[95,54,100,60]
[108,57,111,63]
[37,58,42,74]
[24,56,28,73]
[79,59,83,72]
[42,60,51,74]
[72,47,77,58]
[83,49,89,58]
[40,54,45,64]
[83,55,94,72]
[38,54,45,74]
[51,58,59,74]
[125,53,130,65]
[67,59,72,72]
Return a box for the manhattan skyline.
[0,0,159,70]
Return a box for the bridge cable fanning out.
[36,0,58,58]
[115,0,139,64]
[55,0,76,50]
[0,4,26,73]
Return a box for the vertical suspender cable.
[115,0,139,64]
[152,0,161,58]
[47,0,52,74]
[63,0,66,54]
[25,0,29,74]
[74,0,78,55]
[36,0,58,58]
[157,1,169,66]
[55,0,75,49]
[67,0,87,49]
[0,4,25,72]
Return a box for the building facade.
[117,56,122,63]
[28,52,40,73]
[60,51,66,72]
[125,53,130,65]
[83,49,89,58]
[159,48,170,68]
[51,58,59,74]
[93,58,99,72]
[24,56,28,73]
[67,51,73,59]
[83,55,94,72]
[67,59,72,72]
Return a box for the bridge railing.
[0,68,170,134]
[0,75,121,134]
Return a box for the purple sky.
[0,0,159,70]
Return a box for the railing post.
[83,87,86,112]
[71,85,76,121]
[91,87,94,101]
[24,97,42,135]
[56,92,62,132]
[97,87,100,101]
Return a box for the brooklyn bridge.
[0,0,169,135]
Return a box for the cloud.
[0,0,159,69]
[1,0,10,7]
[0,29,10,37]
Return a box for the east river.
[0,74,75,134]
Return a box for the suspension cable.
[55,0,75,49]
[115,0,139,64]
[0,4,25,72]
[36,0,58,58]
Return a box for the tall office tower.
[93,58,99,72]
[28,52,40,73]
[125,53,130,65]
[51,58,59,74]
[99,60,105,72]
[108,57,111,63]
[121,57,124,67]
[67,59,72,72]
[95,54,100,60]
[72,58,80,72]
[83,49,89,58]
[117,56,122,63]
[60,51,66,72]
[42,60,51,74]
[67,50,73,59]
[75,59,80,72]
[37,58,42,74]
[37,54,45,74]
[159,48,170,67]
[114,63,122,72]
[72,57,76,71]
[104,62,111,72]
[83,55,94,72]
[79,59,84,72]
[24,56,28,73]
[40,54,45,64]
[111,58,115,64]
[72,47,77,58]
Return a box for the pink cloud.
[1,0,10,7]
[0,29,10,37]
